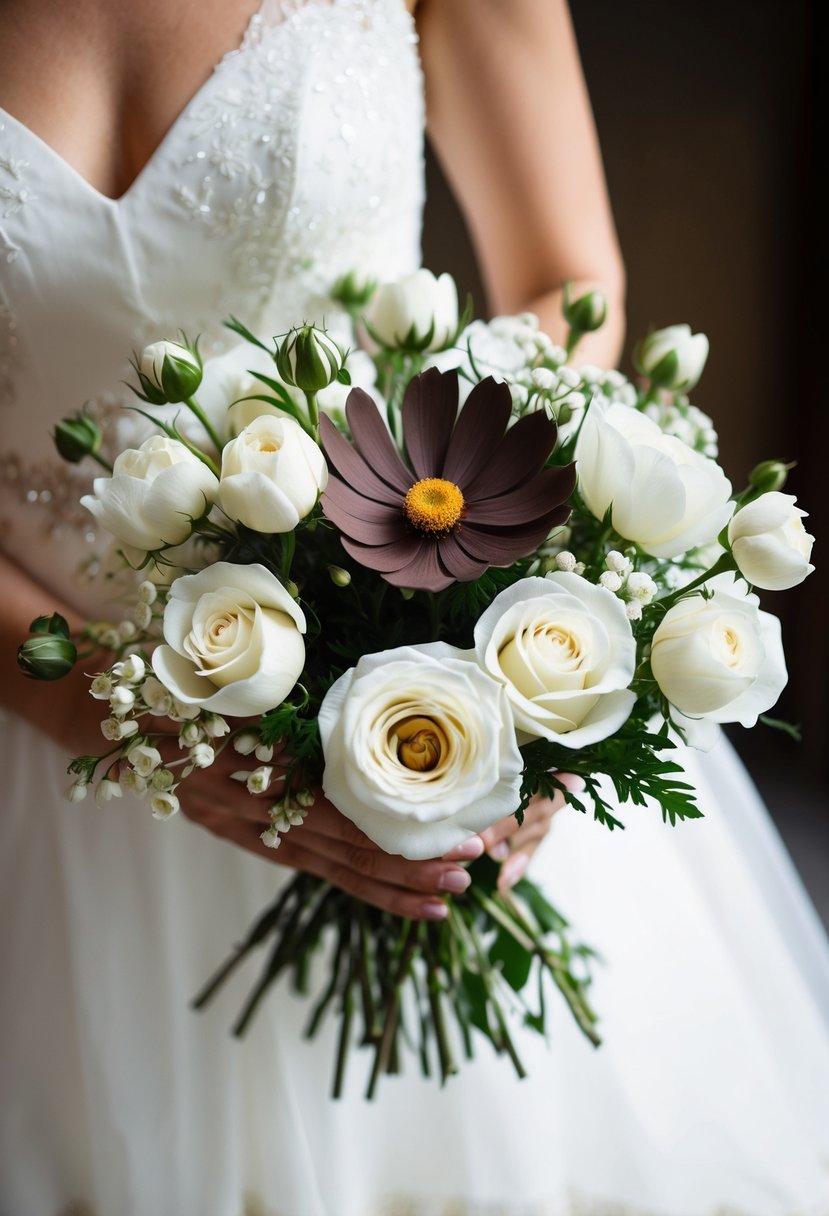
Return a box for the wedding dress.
[1,2,829,1213]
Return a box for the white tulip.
[81,436,218,552]
[728,492,815,591]
[474,574,637,747]
[576,401,732,558]
[319,643,522,860]
[364,270,459,353]
[651,576,787,727]
[218,414,328,534]
[634,324,709,391]
[151,562,306,716]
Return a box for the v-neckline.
[0,0,280,209]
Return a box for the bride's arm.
[418,0,626,367]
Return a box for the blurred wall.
[421,0,826,783]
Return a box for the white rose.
[319,643,522,860]
[151,562,306,716]
[474,573,637,747]
[364,270,459,353]
[651,576,787,727]
[727,492,815,591]
[81,436,218,552]
[218,415,328,533]
[634,324,709,391]
[576,401,732,557]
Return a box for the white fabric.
[2,2,829,1213]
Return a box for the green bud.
[53,414,103,464]
[562,284,608,333]
[328,565,352,587]
[275,324,345,394]
[748,460,793,495]
[633,324,709,392]
[133,339,203,404]
[29,612,71,639]
[18,634,78,680]
[331,270,377,312]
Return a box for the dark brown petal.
[323,475,403,523]
[466,464,576,526]
[320,415,405,506]
[341,532,425,573]
[456,513,569,562]
[437,533,489,582]
[442,377,512,486]
[382,541,455,592]
[345,389,412,494]
[401,367,459,480]
[322,487,406,546]
[463,409,558,500]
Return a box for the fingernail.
[438,868,471,894]
[419,899,449,920]
[499,852,530,889]
[490,841,510,861]
[444,836,484,862]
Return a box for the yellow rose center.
[257,439,282,453]
[394,715,448,772]
[404,478,464,534]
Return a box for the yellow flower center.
[394,715,448,772]
[403,478,464,534]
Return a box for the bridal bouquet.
[20,269,814,1097]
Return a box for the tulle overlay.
[1,0,829,1212]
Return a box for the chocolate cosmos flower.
[320,368,575,592]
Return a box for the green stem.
[304,390,319,440]
[90,450,114,473]
[185,396,224,454]
[640,383,662,408]
[365,919,419,1100]
[281,530,296,581]
[658,551,737,612]
[564,327,582,360]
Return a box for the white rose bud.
[274,324,345,394]
[531,367,556,391]
[137,339,202,404]
[364,269,459,353]
[150,790,180,820]
[133,602,154,631]
[178,720,203,748]
[727,492,815,591]
[81,435,218,553]
[633,324,709,391]
[651,577,787,725]
[218,414,328,534]
[137,580,158,605]
[152,562,306,716]
[576,401,732,558]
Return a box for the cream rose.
[152,562,306,716]
[81,436,218,552]
[364,270,459,353]
[650,576,787,728]
[474,573,637,747]
[576,401,732,558]
[319,643,522,859]
[218,414,328,533]
[727,492,815,591]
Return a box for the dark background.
[421,1,828,919]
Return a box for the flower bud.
[331,270,377,311]
[96,779,123,806]
[275,324,345,394]
[18,634,78,681]
[328,564,352,587]
[563,284,608,334]
[135,339,203,404]
[150,790,180,820]
[633,324,709,391]
[66,780,89,803]
[29,612,71,638]
[748,460,791,496]
[363,269,459,353]
[727,492,815,590]
[53,414,103,464]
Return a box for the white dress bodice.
[0,0,422,608]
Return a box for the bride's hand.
[480,773,585,892]
[182,745,484,922]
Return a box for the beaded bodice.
[0,0,423,609]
